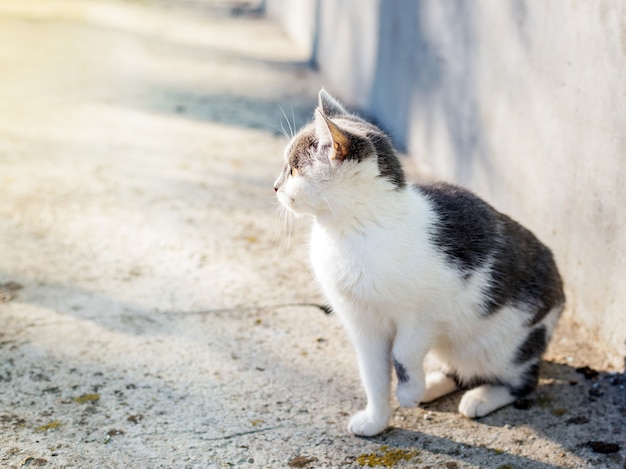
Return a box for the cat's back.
[415,182,499,272]
[415,181,565,320]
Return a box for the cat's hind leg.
[391,328,432,408]
[422,371,459,403]
[458,384,515,418]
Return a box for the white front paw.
[396,382,423,408]
[348,410,389,437]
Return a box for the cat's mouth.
[276,189,294,211]
[278,192,310,219]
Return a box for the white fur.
[275,113,561,437]
[422,371,458,403]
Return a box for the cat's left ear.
[318,89,347,117]
[315,109,350,162]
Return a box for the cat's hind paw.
[422,371,458,403]
[459,385,515,418]
[348,410,389,437]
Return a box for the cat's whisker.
[269,122,290,141]
[278,104,294,139]
[290,104,297,138]
[283,207,294,251]
[281,121,292,141]
[272,203,293,254]
[273,205,283,242]
[282,217,293,252]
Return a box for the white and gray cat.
[274,89,565,437]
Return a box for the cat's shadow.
[370,361,625,468]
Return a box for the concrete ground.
[0,1,624,468]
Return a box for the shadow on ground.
[373,360,626,468]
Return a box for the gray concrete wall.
[268,0,626,368]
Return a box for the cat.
[273,89,565,437]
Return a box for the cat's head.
[273,89,405,219]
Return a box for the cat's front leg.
[392,329,430,408]
[348,331,392,437]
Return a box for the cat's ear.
[315,109,350,162]
[318,88,347,117]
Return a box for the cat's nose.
[274,185,278,192]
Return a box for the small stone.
[587,441,620,454]
[107,429,125,436]
[20,457,48,466]
[576,366,599,380]
[588,387,604,398]
[565,415,589,425]
[513,398,533,410]
[127,414,144,424]
[287,455,318,468]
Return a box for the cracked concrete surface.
[0,1,624,468]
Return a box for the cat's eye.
[290,166,298,177]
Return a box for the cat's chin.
[281,205,306,218]
[278,199,312,219]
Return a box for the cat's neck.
[312,184,422,236]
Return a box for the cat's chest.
[310,221,429,302]
[310,228,372,287]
